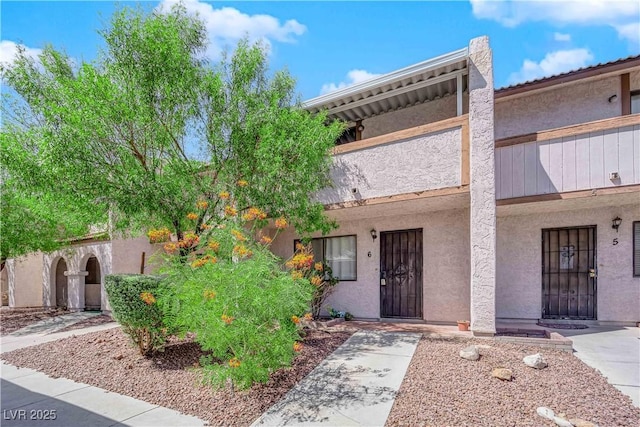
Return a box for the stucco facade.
[7,236,159,312]
[497,201,640,323]
[361,94,469,139]
[6,37,639,330]
[317,126,463,205]
[495,76,621,140]
[7,253,44,307]
[270,207,471,322]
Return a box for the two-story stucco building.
[269,36,640,334]
[5,36,639,335]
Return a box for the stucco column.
[64,270,87,311]
[468,36,496,335]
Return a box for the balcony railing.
[317,115,469,207]
[495,114,640,200]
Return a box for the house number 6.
[612,238,619,246]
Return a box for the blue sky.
[1,1,639,100]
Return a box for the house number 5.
[613,238,619,246]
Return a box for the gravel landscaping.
[0,307,70,335]
[1,327,351,426]
[386,336,640,427]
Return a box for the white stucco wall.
[269,207,470,323]
[7,253,44,307]
[317,127,462,204]
[361,94,469,139]
[495,75,621,140]
[496,203,640,323]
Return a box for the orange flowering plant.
[286,242,339,319]
[156,206,316,390]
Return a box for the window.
[631,91,640,115]
[634,221,640,277]
[295,235,357,281]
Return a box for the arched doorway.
[84,256,101,310]
[55,258,68,308]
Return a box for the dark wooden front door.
[380,229,423,318]
[542,226,597,320]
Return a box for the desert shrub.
[158,210,314,389]
[105,274,168,357]
[298,249,339,319]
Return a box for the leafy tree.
[1,3,343,261]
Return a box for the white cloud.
[470,0,640,44]
[320,69,382,95]
[554,32,571,42]
[157,0,306,59]
[0,40,42,67]
[508,48,594,84]
[615,22,640,43]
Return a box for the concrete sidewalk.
[1,319,206,427]
[1,322,120,354]
[560,326,640,407]
[252,330,421,426]
[1,362,205,426]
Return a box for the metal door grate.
[542,226,597,320]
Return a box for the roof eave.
[303,47,469,111]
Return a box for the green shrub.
[159,222,314,390]
[105,274,168,357]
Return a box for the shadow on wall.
[316,157,368,206]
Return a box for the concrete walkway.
[7,312,102,337]
[1,362,205,426]
[1,316,120,354]
[560,326,640,407]
[252,330,421,426]
[1,318,206,426]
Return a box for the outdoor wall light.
[370,229,378,241]
[612,216,622,232]
[608,94,618,103]
[357,124,365,132]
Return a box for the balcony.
[316,115,469,208]
[495,115,640,202]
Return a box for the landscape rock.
[553,415,573,427]
[536,406,555,421]
[569,419,598,427]
[491,367,513,381]
[523,353,548,369]
[459,345,480,361]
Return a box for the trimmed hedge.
[105,274,167,356]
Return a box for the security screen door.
[380,229,423,319]
[542,226,597,320]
